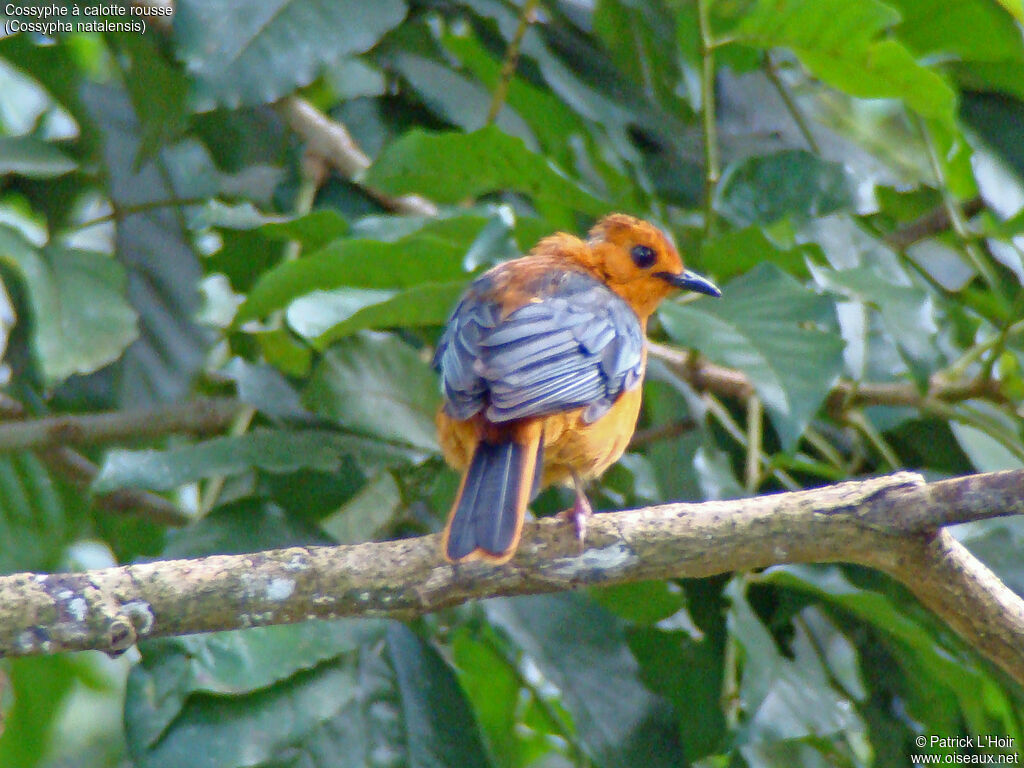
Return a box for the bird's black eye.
[630,244,657,269]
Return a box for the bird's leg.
[558,470,592,550]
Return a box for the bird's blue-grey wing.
[434,270,644,424]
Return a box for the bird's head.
[584,213,720,318]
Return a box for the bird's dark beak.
[658,269,721,297]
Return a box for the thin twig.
[885,196,985,250]
[486,0,540,125]
[918,118,1001,296]
[762,53,820,154]
[697,0,720,239]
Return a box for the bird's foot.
[558,489,592,552]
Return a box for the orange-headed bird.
[434,213,721,563]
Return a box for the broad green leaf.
[259,209,351,250]
[756,565,1006,715]
[239,214,485,322]
[726,580,863,746]
[441,29,588,165]
[304,332,440,453]
[659,264,845,450]
[701,226,815,282]
[736,0,956,121]
[196,202,351,252]
[487,593,685,768]
[161,497,335,558]
[715,150,854,228]
[887,0,1024,63]
[126,622,490,768]
[82,83,209,405]
[116,32,190,160]
[285,287,396,339]
[0,226,137,387]
[292,281,467,346]
[591,581,687,626]
[320,471,400,544]
[627,627,726,761]
[220,358,314,424]
[812,263,940,387]
[452,627,529,768]
[174,0,407,110]
[950,422,1023,472]
[993,0,1024,24]
[0,656,78,768]
[594,0,684,117]
[0,135,76,178]
[126,621,387,753]
[362,125,607,215]
[92,428,412,493]
[392,52,536,146]
[0,453,70,574]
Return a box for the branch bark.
[277,97,438,217]
[3,469,1023,688]
[647,341,1006,414]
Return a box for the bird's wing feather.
[434,270,644,423]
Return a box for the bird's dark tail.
[442,422,542,563]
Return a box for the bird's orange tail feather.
[442,422,543,564]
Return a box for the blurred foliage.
[1,0,1023,766]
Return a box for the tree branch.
[0,397,242,452]
[647,341,1006,416]
[276,96,438,217]
[3,469,1023,687]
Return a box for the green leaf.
[92,429,412,493]
[239,214,485,322]
[701,226,815,282]
[174,0,407,110]
[259,209,351,250]
[487,593,685,768]
[0,135,76,178]
[126,621,386,754]
[756,565,991,695]
[319,471,400,544]
[813,263,940,387]
[0,453,70,574]
[126,622,490,768]
[162,497,335,558]
[735,0,956,121]
[725,580,863,747]
[291,281,467,346]
[0,226,137,387]
[304,332,440,453]
[82,83,210,404]
[590,581,687,626]
[392,52,536,145]
[0,656,78,768]
[627,627,727,762]
[659,264,845,450]
[715,150,855,228]
[452,627,526,768]
[950,422,1023,472]
[886,0,1024,63]
[116,32,190,160]
[362,125,607,215]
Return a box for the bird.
[433,213,721,564]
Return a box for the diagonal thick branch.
[2,469,1023,688]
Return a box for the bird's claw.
[558,490,592,553]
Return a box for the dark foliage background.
[1,0,1024,765]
